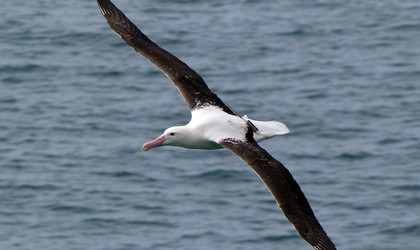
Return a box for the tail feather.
[243,115,289,142]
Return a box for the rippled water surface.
[1,0,420,249]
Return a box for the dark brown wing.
[220,139,336,250]
[96,0,234,114]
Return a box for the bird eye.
[169,132,175,136]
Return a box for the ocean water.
[1,0,419,249]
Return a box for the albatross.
[96,0,336,249]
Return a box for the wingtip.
[97,0,121,18]
[97,0,107,16]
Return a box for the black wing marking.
[220,138,336,250]
[97,0,234,114]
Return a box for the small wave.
[0,64,45,73]
[82,217,175,228]
[376,137,401,145]
[45,204,96,214]
[14,184,61,191]
[336,151,373,160]
[388,23,420,31]
[380,223,420,236]
[181,169,245,182]
[238,233,297,244]
[262,234,299,242]
[393,184,420,191]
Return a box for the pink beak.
[142,135,166,151]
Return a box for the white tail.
[243,115,289,143]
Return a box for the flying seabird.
[96,0,336,249]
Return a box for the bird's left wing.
[219,138,336,250]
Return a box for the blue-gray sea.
[1,0,419,249]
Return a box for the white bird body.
[143,106,289,151]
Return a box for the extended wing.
[97,0,234,114]
[220,138,336,250]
